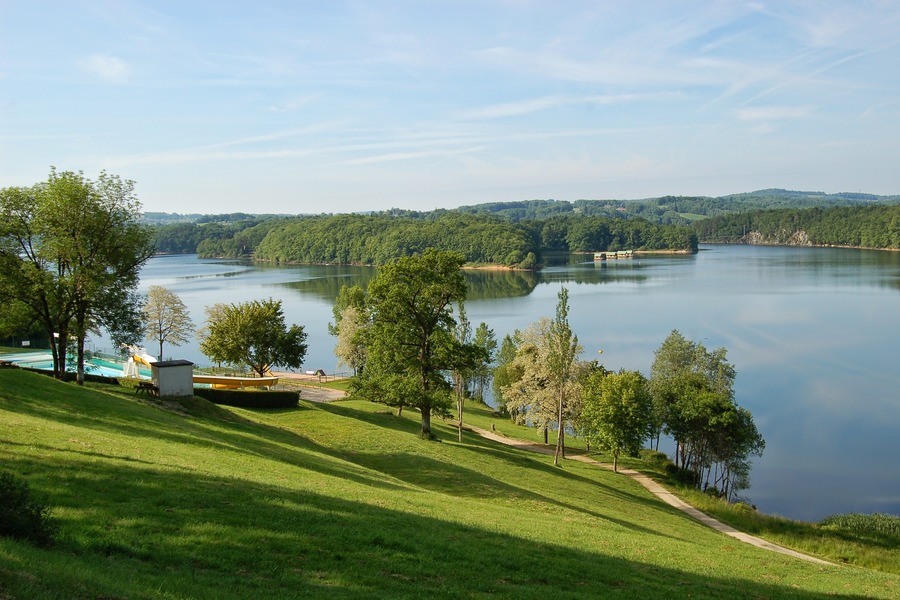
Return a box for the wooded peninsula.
[149,189,900,266]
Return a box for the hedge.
[192,387,299,409]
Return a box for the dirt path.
[466,425,832,566]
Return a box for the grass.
[670,488,900,575]
[1,369,899,599]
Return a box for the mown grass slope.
[1,369,898,599]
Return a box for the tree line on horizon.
[694,204,900,249]
[151,189,900,263]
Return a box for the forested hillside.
[457,189,900,224]
[253,212,697,267]
[148,189,899,262]
[694,204,900,249]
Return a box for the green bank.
[1,369,897,599]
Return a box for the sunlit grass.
[1,369,898,599]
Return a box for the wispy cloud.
[735,106,810,121]
[78,53,132,83]
[458,93,653,120]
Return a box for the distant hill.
[147,189,900,257]
[455,189,900,225]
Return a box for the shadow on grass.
[1,370,408,493]
[0,455,885,600]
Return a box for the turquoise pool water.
[1,352,150,378]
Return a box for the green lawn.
[1,369,898,599]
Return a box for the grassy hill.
[1,369,898,599]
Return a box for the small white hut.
[151,360,195,397]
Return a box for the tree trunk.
[543,425,548,444]
[420,404,432,438]
[76,331,85,386]
[554,392,565,465]
[457,395,463,442]
[53,328,68,380]
[613,450,619,473]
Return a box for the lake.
[113,245,900,522]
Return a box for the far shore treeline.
[150,189,900,265]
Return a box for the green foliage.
[0,471,58,547]
[694,204,900,249]
[198,298,308,377]
[3,368,900,595]
[582,370,654,471]
[0,168,154,382]
[355,249,468,437]
[650,330,763,500]
[192,387,299,409]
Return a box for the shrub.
[0,471,58,546]
[193,387,299,409]
[640,449,671,467]
[664,463,700,486]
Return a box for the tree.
[491,333,520,417]
[501,311,584,457]
[0,168,154,383]
[448,304,488,442]
[649,331,764,499]
[502,318,558,444]
[143,286,194,361]
[471,322,497,403]
[330,284,369,376]
[451,304,473,443]
[582,369,653,472]
[648,330,696,450]
[355,249,468,438]
[198,298,307,377]
[547,287,582,465]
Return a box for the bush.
[0,471,58,546]
[640,449,671,467]
[193,387,299,409]
[664,463,700,486]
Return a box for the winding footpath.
[466,425,832,566]
[280,377,830,566]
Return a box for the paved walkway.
[466,425,832,566]
[269,384,830,566]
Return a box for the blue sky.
[2,1,899,214]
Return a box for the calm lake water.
[118,245,900,522]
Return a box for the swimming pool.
[1,351,150,378]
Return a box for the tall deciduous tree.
[0,168,154,382]
[330,284,369,376]
[582,369,654,472]
[502,318,558,444]
[649,330,764,500]
[198,298,307,377]
[547,287,582,465]
[143,286,194,360]
[471,322,497,403]
[356,249,468,438]
[491,333,520,417]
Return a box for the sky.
[2,1,899,215]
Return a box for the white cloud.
[79,53,132,83]
[735,106,811,122]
